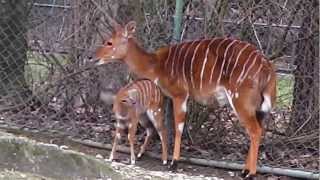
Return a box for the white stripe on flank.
[164,47,172,70]
[200,38,218,90]
[229,43,250,84]
[190,40,204,90]
[149,82,154,106]
[216,39,238,85]
[236,50,258,84]
[240,53,259,84]
[209,38,228,83]
[174,43,188,77]
[253,62,263,78]
[148,82,153,106]
[171,44,180,76]
[267,73,271,83]
[140,83,146,107]
[225,41,238,73]
[145,82,150,107]
[182,41,197,84]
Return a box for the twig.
[90,0,116,26]
[269,32,318,60]
[291,115,313,137]
[249,16,263,52]
[33,3,71,9]
[270,0,303,59]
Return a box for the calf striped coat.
[110,79,168,165]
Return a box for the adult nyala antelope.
[107,79,168,165]
[95,21,276,178]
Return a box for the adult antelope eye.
[106,41,112,46]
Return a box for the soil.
[0,125,299,180]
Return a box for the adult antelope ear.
[123,21,136,38]
[127,88,138,99]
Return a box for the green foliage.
[25,52,68,92]
[276,75,294,107]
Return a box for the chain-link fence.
[0,0,318,178]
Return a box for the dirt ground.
[0,124,301,180]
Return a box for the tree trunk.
[172,0,184,42]
[0,0,31,108]
[291,0,319,134]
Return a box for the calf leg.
[157,124,168,165]
[137,127,154,159]
[152,108,168,165]
[109,128,121,161]
[128,119,138,165]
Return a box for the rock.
[143,175,152,179]
[228,171,235,176]
[0,131,122,180]
[60,145,69,150]
[96,154,103,159]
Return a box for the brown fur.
[95,21,276,177]
[110,79,168,165]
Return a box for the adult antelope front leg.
[169,95,188,171]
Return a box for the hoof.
[136,153,144,160]
[162,160,168,166]
[168,161,178,171]
[241,169,255,180]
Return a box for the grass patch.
[25,51,68,92]
[276,75,294,107]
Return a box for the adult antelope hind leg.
[233,86,263,179]
[169,94,188,170]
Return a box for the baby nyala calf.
[108,79,168,165]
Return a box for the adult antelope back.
[95,21,277,178]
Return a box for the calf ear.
[123,21,136,38]
[100,90,115,105]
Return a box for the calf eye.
[106,41,113,46]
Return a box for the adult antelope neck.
[124,38,158,80]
